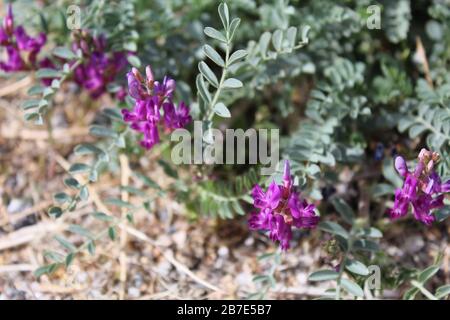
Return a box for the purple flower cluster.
[0,4,46,72]
[122,66,192,149]
[249,161,320,250]
[71,32,127,99]
[389,149,450,225]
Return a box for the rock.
[172,231,186,249]
[7,198,31,214]
[404,235,425,254]
[218,246,229,258]
[128,287,140,298]
[7,198,37,229]
[244,237,254,246]
[155,260,172,277]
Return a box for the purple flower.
[154,76,176,101]
[72,34,127,98]
[14,26,46,64]
[0,45,23,71]
[288,193,320,228]
[127,71,145,100]
[0,27,8,45]
[122,97,161,150]
[163,101,192,130]
[388,149,449,225]
[139,121,160,150]
[115,86,127,102]
[122,65,191,150]
[0,4,46,72]
[252,182,281,210]
[249,209,273,230]
[248,160,319,250]
[269,214,292,251]
[395,156,408,177]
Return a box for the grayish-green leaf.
[127,55,141,68]
[74,144,103,155]
[89,125,117,138]
[272,30,283,51]
[318,221,349,238]
[213,102,231,118]
[22,100,40,110]
[332,198,355,224]
[204,27,227,43]
[64,177,81,189]
[228,18,240,40]
[79,186,89,201]
[286,26,297,47]
[48,206,63,218]
[223,78,243,89]
[36,68,61,79]
[196,74,211,103]
[68,224,93,239]
[418,265,439,283]
[341,279,364,297]
[104,198,134,208]
[198,62,219,88]
[204,45,224,67]
[345,260,369,276]
[218,2,229,30]
[259,32,271,57]
[308,270,339,281]
[435,285,450,299]
[92,212,114,222]
[87,240,96,255]
[108,227,116,241]
[53,192,71,204]
[53,46,77,60]
[69,163,90,174]
[55,235,76,252]
[228,49,247,65]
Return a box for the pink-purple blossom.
[0,4,46,72]
[249,160,320,250]
[71,33,127,98]
[389,149,450,225]
[122,66,192,150]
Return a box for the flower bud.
[394,156,408,177]
[132,67,144,82]
[145,65,154,83]
[3,4,14,35]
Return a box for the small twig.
[415,37,433,88]
[0,75,32,97]
[35,283,88,294]
[0,222,63,251]
[0,200,53,227]
[0,195,10,228]
[118,154,130,300]
[270,286,325,297]
[336,227,355,300]
[0,264,37,273]
[0,126,89,141]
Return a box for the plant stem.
[411,280,438,300]
[205,42,231,122]
[335,228,355,300]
